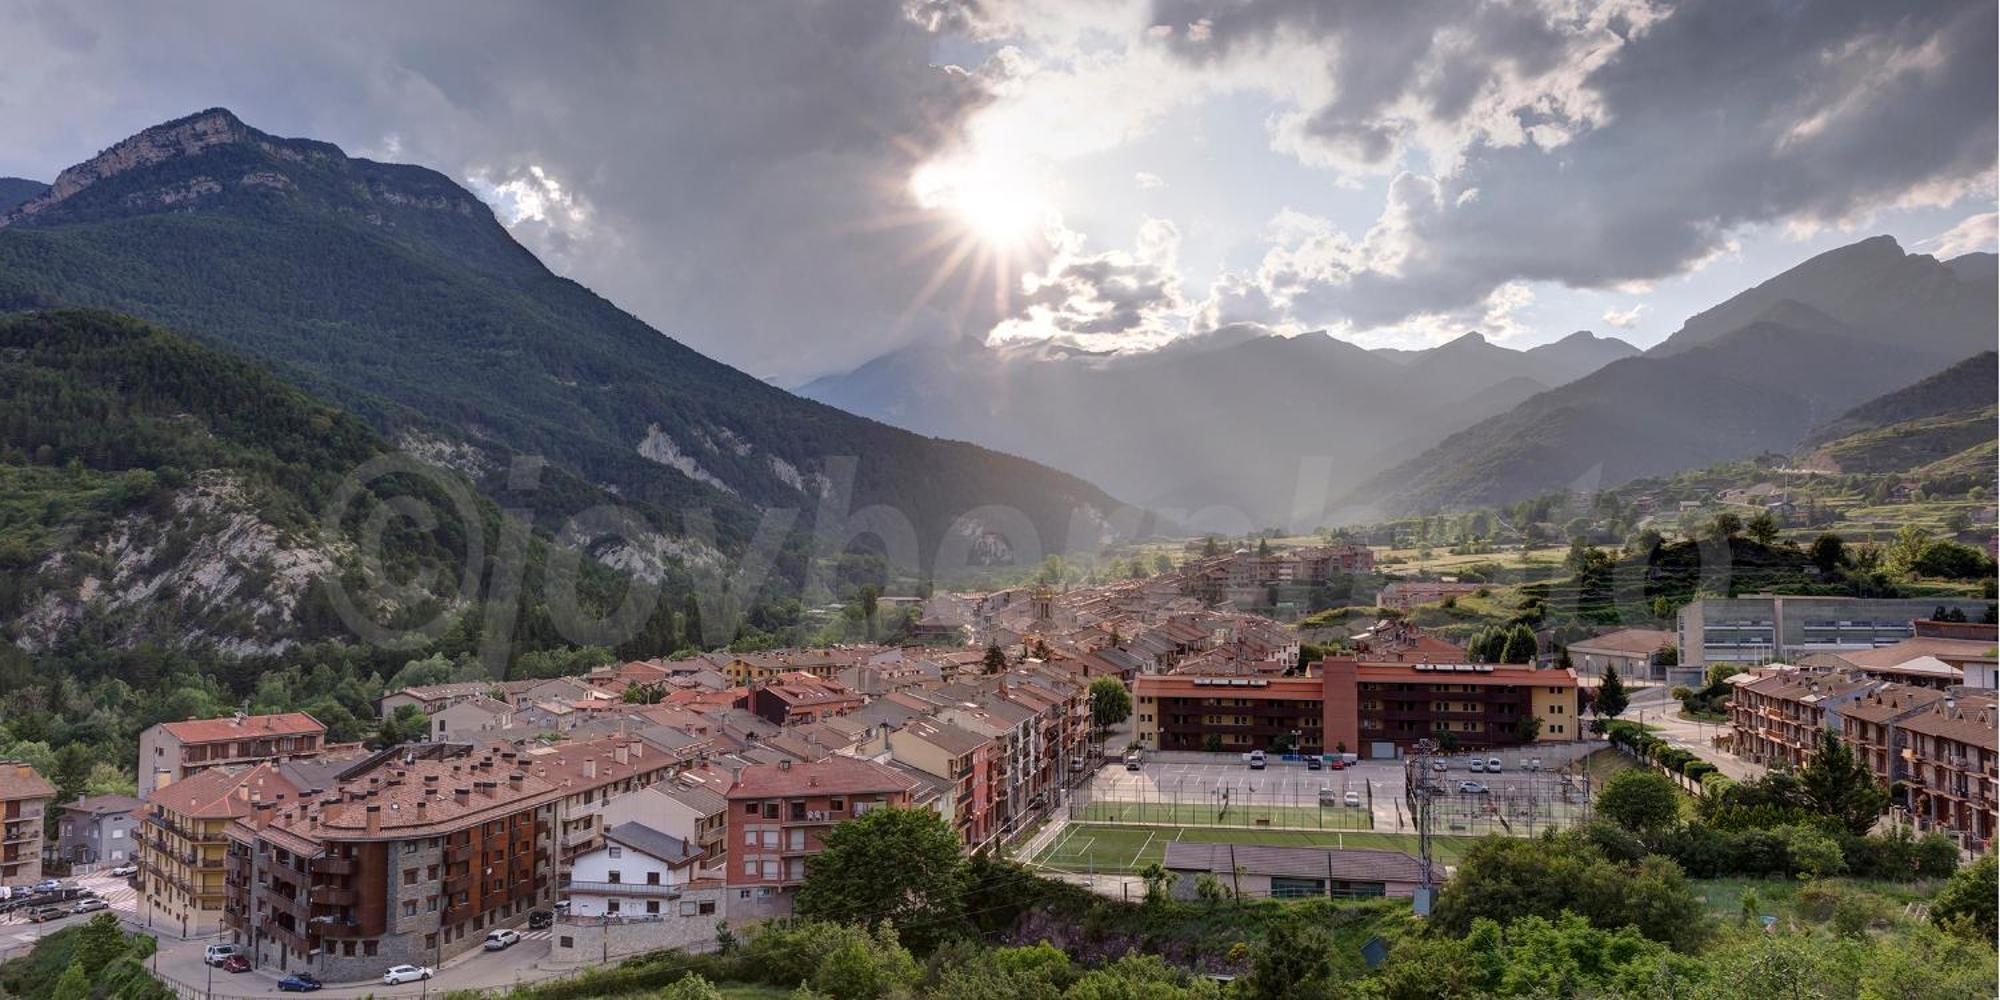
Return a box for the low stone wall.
[546,886,793,966]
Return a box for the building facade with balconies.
[0,763,54,883]
[724,758,916,896]
[138,713,330,794]
[563,822,702,919]
[1725,667,1880,769]
[1896,693,1999,852]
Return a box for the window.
[646,872,661,885]
[645,901,660,914]
[742,858,756,875]
[743,803,759,815]
[607,899,620,913]
[427,896,439,912]
[112,829,125,839]
[607,870,621,883]
[403,842,419,855]
[698,900,716,916]
[363,941,378,957]
[559,936,573,949]
[607,846,622,859]
[404,869,418,885]
[427,864,439,879]
[743,831,757,847]
[403,901,418,916]
[828,797,845,811]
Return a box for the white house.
[429,696,514,742]
[564,821,703,919]
[600,777,732,877]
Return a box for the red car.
[1328,759,1346,770]
[221,956,252,974]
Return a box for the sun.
[909,154,1054,253]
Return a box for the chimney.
[614,744,629,767]
[454,787,471,804]
[778,759,792,771]
[584,759,598,780]
[365,804,382,835]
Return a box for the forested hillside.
[0,109,1132,578]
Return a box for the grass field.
[1030,822,1488,874]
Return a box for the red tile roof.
[727,756,919,799]
[157,712,324,743]
[0,763,55,802]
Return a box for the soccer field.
[1069,799,1374,830]
[1028,822,1487,874]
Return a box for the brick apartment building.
[1725,667,1881,769]
[724,757,916,896]
[0,763,54,884]
[1895,693,1998,851]
[1132,634,1581,757]
[138,712,331,793]
[1134,675,1329,753]
[749,673,865,726]
[213,735,680,981]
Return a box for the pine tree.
[981,644,1006,674]
[1596,664,1629,719]
[681,593,706,651]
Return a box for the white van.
[204,944,242,966]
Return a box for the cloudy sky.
[3,0,1993,383]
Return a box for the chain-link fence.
[1066,774,1377,831]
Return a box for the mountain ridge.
[0,109,1136,582]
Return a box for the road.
[1625,685,1765,783]
[0,869,563,997]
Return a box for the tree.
[795,808,966,949]
[1798,728,1889,835]
[656,973,726,1000]
[1596,769,1680,833]
[982,644,1007,674]
[376,704,428,747]
[1931,853,1997,939]
[681,592,706,650]
[1243,909,1340,1000]
[1088,677,1132,732]
[857,586,880,640]
[51,962,90,1000]
[1709,512,1744,543]
[1745,510,1780,545]
[1595,664,1629,720]
[1153,553,1173,574]
[1431,835,1706,951]
[1500,624,1537,664]
[1808,532,1846,573]
[1513,715,1543,743]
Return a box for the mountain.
[1795,352,1998,475]
[802,327,1636,528]
[1649,235,1995,364]
[1346,237,1998,515]
[0,109,1131,580]
[0,310,512,653]
[0,179,44,216]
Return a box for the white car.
[382,965,433,985]
[483,929,521,951]
[107,865,139,878]
[204,944,243,966]
[1468,758,1486,773]
[1458,780,1489,794]
[1343,790,1362,807]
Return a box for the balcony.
[309,885,358,907]
[265,892,311,920]
[311,917,372,940]
[312,856,356,876]
[564,880,683,898]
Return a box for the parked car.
[27,906,65,923]
[221,956,252,974]
[382,965,433,985]
[1430,760,1447,773]
[1305,756,1323,771]
[1248,750,1267,770]
[1528,757,1544,771]
[107,864,138,878]
[528,909,554,930]
[31,879,59,893]
[1343,790,1362,807]
[1457,780,1489,794]
[71,898,108,914]
[484,929,521,951]
[205,944,243,966]
[277,974,322,992]
[1328,758,1346,770]
[1468,758,1486,773]
[1486,757,1503,773]
[1124,751,1143,771]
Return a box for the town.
[0,534,1989,996]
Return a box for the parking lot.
[1075,743,1603,835]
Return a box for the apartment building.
[599,774,731,877]
[724,757,916,894]
[377,682,506,719]
[0,763,54,883]
[887,719,993,846]
[1724,667,1881,769]
[1326,660,1580,755]
[1840,685,1947,787]
[212,734,682,982]
[56,793,143,868]
[564,822,702,919]
[1897,694,1998,851]
[749,673,865,726]
[1133,675,1329,754]
[1676,596,1993,672]
[138,713,330,792]
[141,763,301,938]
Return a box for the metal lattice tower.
[1409,738,1439,908]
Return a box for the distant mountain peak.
[1441,331,1489,349]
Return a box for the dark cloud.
[1159,0,1997,330]
[0,0,993,382]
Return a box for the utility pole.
[1410,738,1439,917]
